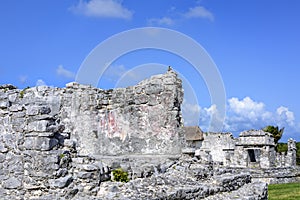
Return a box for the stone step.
[96,170,254,199]
[203,182,268,200]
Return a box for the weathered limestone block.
[27,120,50,132]
[3,177,22,189]
[148,94,160,106]
[11,111,25,118]
[199,132,235,163]
[8,93,18,103]
[0,100,9,109]
[25,132,54,137]
[76,171,98,179]
[134,93,149,105]
[5,153,23,174]
[23,151,60,181]
[66,82,79,88]
[9,104,24,112]
[26,106,40,116]
[0,143,8,153]
[144,84,163,94]
[0,84,17,90]
[46,124,65,133]
[24,137,58,151]
[25,105,51,116]
[11,117,26,132]
[1,132,23,151]
[63,139,75,148]
[78,164,99,171]
[0,153,5,162]
[48,175,73,188]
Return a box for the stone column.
[285,138,297,167]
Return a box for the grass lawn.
[268,182,300,200]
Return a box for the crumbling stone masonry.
[193,129,299,184]
[0,69,269,199]
[230,130,277,168]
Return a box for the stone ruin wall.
[0,68,297,199]
[0,70,184,199]
[197,130,297,169]
[198,132,236,163]
[196,130,299,184]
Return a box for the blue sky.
[0,0,300,141]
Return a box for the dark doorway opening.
[248,149,256,162]
[248,149,260,162]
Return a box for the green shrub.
[19,86,30,98]
[112,168,129,182]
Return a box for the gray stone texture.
[193,130,299,184]
[0,70,186,199]
[0,69,297,199]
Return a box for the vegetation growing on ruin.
[268,182,300,200]
[19,86,30,98]
[112,168,129,183]
[59,153,65,159]
[263,125,284,149]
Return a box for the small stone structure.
[182,126,204,154]
[229,130,277,168]
[192,129,299,184]
[198,132,235,163]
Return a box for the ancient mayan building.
[0,69,297,199]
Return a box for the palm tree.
[263,125,284,151]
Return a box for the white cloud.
[225,97,298,140]
[182,100,223,132]
[276,106,295,126]
[36,79,47,86]
[185,96,299,141]
[182,100,201,126]
[56,65,75,79]
[148,17,175,26]
[70,0,133,19]
[145,5,214,27]
[228,97,265,121]
[184,6,214,21]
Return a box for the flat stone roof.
[184,126,204,141]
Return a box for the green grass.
[268,182,300,200]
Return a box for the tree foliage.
[277,143,288,153]
[263,125,284,151]
[263,125,284,144]
[296,142,300,165]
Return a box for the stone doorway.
[247,149,261,167]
